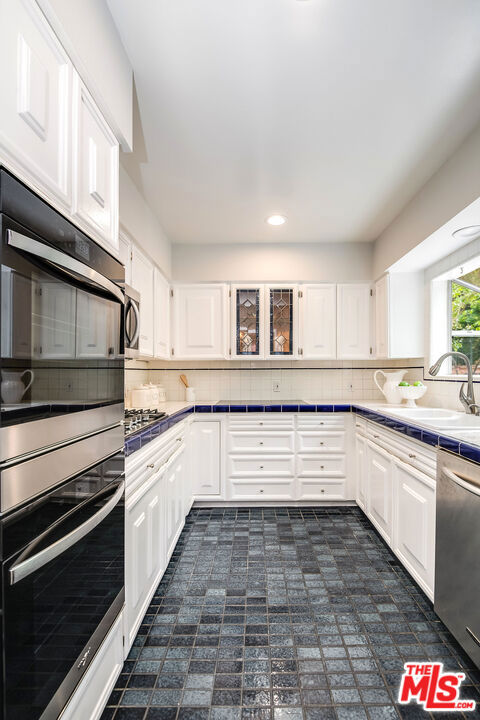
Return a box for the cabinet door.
[355,434,367,511]
[131,245,154,357]
[165,450,185,560]
[119,231,132,286]
[33,281,76,359]
[301,284,336,359]
[147,480,165,590]
[366,441,393,544]
[230,285,265,359]
[374,275,388,359]
[172,284,228,359]
[72,73,119,255]
[393,458,435,599]
[125,489,149,648]
[337,284,371,359]
[154,268,170,359]
[264,284,298,359]
[0,0,71,210]
[191,421,221,495]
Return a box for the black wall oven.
[0,169,125,465]
[1,436,125,720]
[0,169,126,719]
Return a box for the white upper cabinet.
[264,284,299,360]
[336,284,372,359]
[300,284,337,359]
[230,285,266,359]
[153,268,170,360]
[0,0,71,211]
[131,245,154,357]
[72,73,119,255]
[172,284,229,359]
[375,273,424,359]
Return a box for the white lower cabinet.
[226,413,353,501]
[356,419,436,600]
[60,610,124,720]
[393,457,436,598]
[191,420,222,497]
[125,419,191,655]
[366,441,393,544]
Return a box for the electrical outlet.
[65,382,73,392]
[272,382,280,393]
[346,383,354,393]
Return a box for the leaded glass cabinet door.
[231,285,265,359]
[265,284,298,359]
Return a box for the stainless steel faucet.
[429,351,478,414]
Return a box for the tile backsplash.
[125,359,424,406]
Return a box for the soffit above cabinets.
[108,0,480,245]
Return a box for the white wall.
[373,120,480,280]
[38,0,133,150]
[120,165,171,277]
[172,242,373,283]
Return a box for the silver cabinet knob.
[259,441,264,445]
[259,422,264,425]
[147,463,155,469]
[408,453,416,459]
[260,465,264,469]
[259,489,264,493]
[320,488,325,493]
[319,441,324,445]
[320,465,324,470]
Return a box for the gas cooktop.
[124,408,168,437]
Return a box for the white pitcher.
[373,369,407,404]
[1,370,34,404]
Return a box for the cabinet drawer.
[297,430,345,454]
[297,455,346,478]
[228,455,295,478]
[297,414,345,430]
[366,421,436,479]
[228,431,294,454]
[228,479,295,501]
[228,415,295,431]
[297,479,346,500]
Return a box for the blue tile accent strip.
[125,401,480,465]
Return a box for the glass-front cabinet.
[230,284,298,359]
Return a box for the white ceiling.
[108,0,480,245]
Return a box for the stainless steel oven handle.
[127,298,140,347]
[7,229,124,304]
[444,467,480,497]
[9,480,125,585]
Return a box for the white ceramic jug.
[373,369,407,404]
[1,370,34,404]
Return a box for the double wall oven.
[0,169,125,720]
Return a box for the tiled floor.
[103,507,480,720]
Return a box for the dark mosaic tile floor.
[103,507,480,720]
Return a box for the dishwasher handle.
[444,466,480,498]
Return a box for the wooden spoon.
[180,374,189,388]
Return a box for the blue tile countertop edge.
[125,401,480,465]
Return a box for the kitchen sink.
[424,415,480,430]
[374,406,460,419]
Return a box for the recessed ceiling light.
[266,215,287,226]
[452,225,480,241]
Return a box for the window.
[450,267,480,375]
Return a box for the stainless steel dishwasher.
[436,450,480,668]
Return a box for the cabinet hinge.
[370,288,373,296]
[298,347,303,356]
[298,290,303,299]
[170,289,174,298]
[171,347,175,356]
[229,348,232,356]
[369,347,373,355]
[229,289,232,298]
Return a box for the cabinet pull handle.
[259,489,264,493]
[259,422,264,426]
[319,441,324,445]
[320,489,325,493]
[260,465,264,469]
[259,441,264,445]
[320,465,324,470]
[373,434,380,438]
[147,463,155,469]
[408,453,416,459]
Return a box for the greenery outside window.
[451,267,480,375]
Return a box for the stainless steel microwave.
[123,284,140,358]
